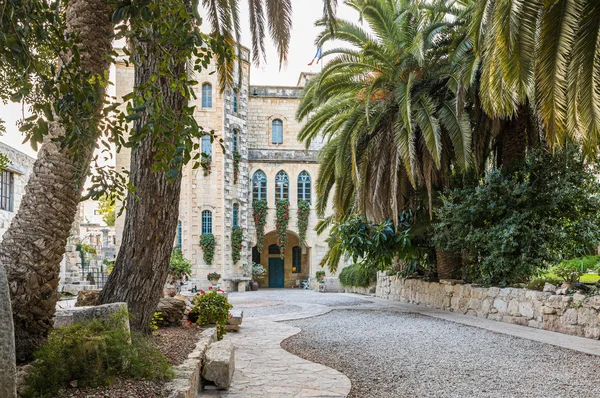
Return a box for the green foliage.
[190,291,232,340]
[252,200,268,252]
[551,262,586,284]
[207,272,221,281]
[242,262,266,281]
[25,309,172,397]
[339,264,377,288]
[199,234,216,265]
[434,149,600,286]
[233,151,241,184]
[97,194,116,226]
[526,275,562,291]
[275,200,290,258]
[231,227,243,264]
[149,312,163,333]
[557,256,600,274]
[168,248,192,286]
[0,153,10,171]
[297,200,310,243]
[315,270,326,281]
[77,243,97,255]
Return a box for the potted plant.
[207,271,221,286]
[243,262,266,291]
[316,270,326,282]
[167,248,192,294]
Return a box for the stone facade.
[114,49,345,291]
[0,142,35,239]
[377,273,600,340]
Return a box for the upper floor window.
[201,135,212,159]
[272,119,283,144]
[202,83,212,108]
[201,210,212,234]
[232,129,239,154]
[232,89,239,113]
[275,170,289,201]
[252,170,267,202]
[268,244,280,254]
[176,221,182,248]
[292,246,301,273]
[1,170,14,212]
[297,171,312,204]
[232,203,239,228]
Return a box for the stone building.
[114,48,346,290]
[0,141,35,239]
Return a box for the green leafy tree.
[97,195,116,227]
[167,248,192,290]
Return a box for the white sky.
[0,0,359,158]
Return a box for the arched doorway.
[253,230,310,288]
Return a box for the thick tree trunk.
[0,0,113,363]
[435,248,461,280]
[0,264,16,398]
[99,37,186,333]
[498,105,530,170]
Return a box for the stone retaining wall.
[344,284,376,295]
[376,273,600,340]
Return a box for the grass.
[545,273,600,284]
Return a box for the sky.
[0,0,359,158]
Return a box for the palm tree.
[464,0,600,156]
[298,0,472,223]
[99,0,338,332]
[0,0,115,362]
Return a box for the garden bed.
[56,325,203,398]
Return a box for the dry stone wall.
[376,273,600,340]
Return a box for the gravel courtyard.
[282,308,600,398]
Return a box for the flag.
[308,47,323,66]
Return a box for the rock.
[156,298,186,327]
[225,310,243,332]
[572,293,587,303]
[543,283,557,293]
[556,288,569,295]
[16,365,33,396]
[203,341,235,389]
[75,290,100,307]
[54,302,130,334]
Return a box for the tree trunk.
[498,105,530,170]
[0,0,114,363]
[98,36,186,333]
[0,263,16,398]
[435,248,461,280]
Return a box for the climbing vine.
[233,151,241,184]
[231,227,243,264]
[201,156,212,176]
[252,200,268,252]
[199,234,216,265]
[275,200,290,258]
[297,200,310,244]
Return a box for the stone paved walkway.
[200,291,353,397]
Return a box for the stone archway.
[254,230,311,288]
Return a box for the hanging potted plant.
[252,200,268,252]
[207,272,221,286]
[275,200,290,258]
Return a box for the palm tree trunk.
[435,248,461,280]
[498,105,530,169]
[0,263,16,398]
[98,35,186,333]
[0,0,114,363]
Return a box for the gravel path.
[282,309,600,398]
[239,304,303,318]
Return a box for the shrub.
[339,264,377,288]
[526,274,562,291]
[551,261,586,283]
[199,234,216,265]
[167,248,192,288]
[433,148,600,287]
[559,255,600,273]
[25,309,172,397]
[315,270,326,281]
[189,290,232,339]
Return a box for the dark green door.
[268,258,284,288]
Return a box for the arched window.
[202,83,212,108]
[232,89,239,113]
[297,171,311,204]
[252,170,267,201]
[275,170,289,201]
[201,210,212,235]
[271,119,283,144]
[232,129,239,153]
[201,135,212,159]
[232,203,239,228]
[176,221,182,248]
[292,246,301,273]
[268,244,280,254]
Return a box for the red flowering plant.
[297,200,310,244]
[231,226,243,264]
[207,272,221,282]
[275,200,289,258]
[252,200,268,252]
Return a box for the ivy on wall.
[252,200,268,252]
[199,234,216,265]
[297,200,310,244]
[231,227,243,264]
[275,200,290,258]
[233,151,241,184]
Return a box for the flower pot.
[209,278,220,286]
[251,281,259,291]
